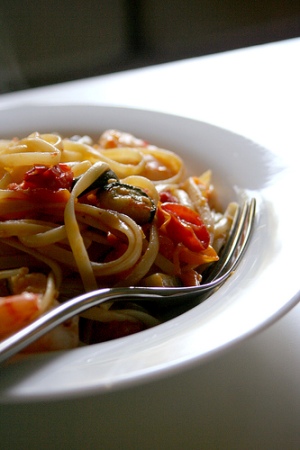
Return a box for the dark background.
[1,0,299,93]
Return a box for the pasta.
[0,129,237,351]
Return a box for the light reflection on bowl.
[0,104,297,403]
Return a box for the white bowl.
[0,104,299,403]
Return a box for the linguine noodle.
[0,129,237,351]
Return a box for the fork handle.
[0,248,250,364]
[0,199,256,364]
[0,275,228,364]
[0,289,164,364]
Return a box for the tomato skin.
[159,190,178,203]
[157,234,175,261]
[157,202,217,280]
[4,164,72,219]
[22,164,73,191]
[158,202,210,252]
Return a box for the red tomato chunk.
[22,164,73,191]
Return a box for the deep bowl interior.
[0,104,297,403]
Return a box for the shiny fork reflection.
[0,198,256,364]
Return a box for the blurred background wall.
[0,0,299,93]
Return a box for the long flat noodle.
[138,147,185,184]
[32,244,77,268]
[64,162,110,291]
[39,271,57,313]
[183,176,214,235]
[0,221,49,237]
[0,136,61,166]
[75,203,144,276]
[121,175,159,205]
[62,141,146,177]
[0,267,27,280]
[0,129,237,350]
[19,224,67,247]
[114,225,159,286]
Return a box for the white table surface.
[1,38,300,449]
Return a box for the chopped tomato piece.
[22,164,73,191]
[158,234,175,261]
[157,202,210,252]
[8,164,73,192]
[4,164,73,219]
[159,190,178,203]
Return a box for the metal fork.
[0,198,256,363]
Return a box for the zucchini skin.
[96,181,156,225]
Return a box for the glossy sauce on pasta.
[0,130,237,350]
